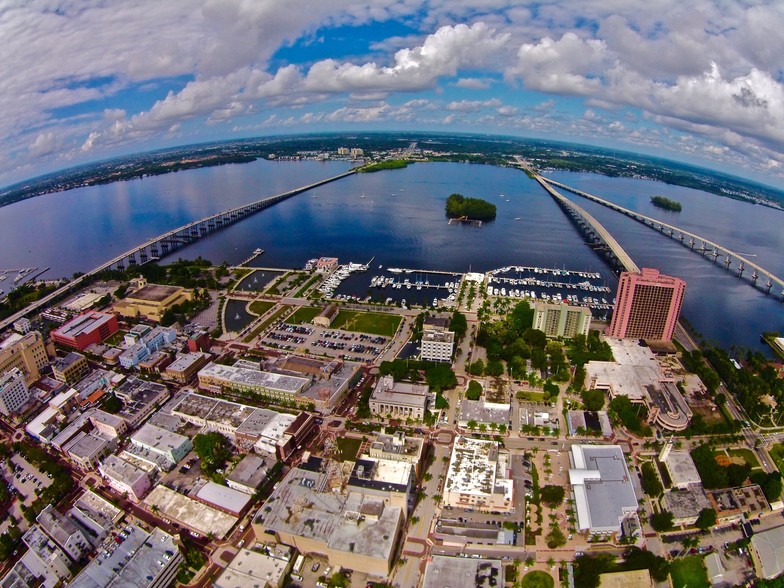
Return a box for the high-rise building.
[0,331,50,385]
[0,368,30,416]
[607,268,685,341]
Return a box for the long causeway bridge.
[540,176,784,298]
[0,169,355,332]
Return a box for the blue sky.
[1,1,783,187]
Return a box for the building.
[113,282,193,322]
[51,312,119,351]
[347,456,414,514]
[444,437,513,512]
[569,444,639,535]
[349,147,364,157]
[143,486,237,538]
[369,376,429,420]
[119,326,177,369]
[195,481,253,517]
[214,548,292,588]
[458,399,511,431]
[422,555,505,588]
[198,362,309,401]
[607,268,685,341]
[662,487,712,526]
[99,455,152,501]
[586,338,692,431]
[751,524,784,579]
[659,443,701,489]
[22,526,72,585]
[187,330,211,352]
[36,505,91,563]
[51,352,89,384]
[312,304,338,327]
[68,525,181,588]
[69,490,123,544]
[337,147,349,155]
[226,454,273,494]
[113,377,171,428]
[163,351,210,382]
[0,367,30,416]
[315,257,339,271]
[533,301,592,338]
[0,330,50,385]
[14,317,32,334]
[252,461,404,577]
[130,423,192,469]
[420,318,455,363]
[366,430,425,476]
[64,430,114,470]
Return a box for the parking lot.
[259,321,388,363]
[289,553,370,588]
[0,455,53,533]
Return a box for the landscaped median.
[242,305,291,343]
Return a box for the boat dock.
[238,248,265,267]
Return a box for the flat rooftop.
[214,549,290,588]
[226,454,272,491]
[128,284,182,302]
[53,351,85,371]
[255,466,402,563]
[144,485,236,538]
[570,444,639,533]
[195,481,252,515]
[445,437,499,497]
[100,455,148,487]
[166,352,208,373]
[459,400,510,425]
[54,312,115,339]
[663,450,701,487]
[199,362,309,394]
[662,487,712,520]
[371,376,429,408]
[68,525,179,588]
[131,423,189,453]
[422,555,505,588]
[751,524,784,579]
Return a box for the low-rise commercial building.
[569,444,639,535]
[63,430,114,471]
[113,282,193,322]
[366,430,425,476]
[312,304,338,327]
[420,328,455,363]
[52,352,89,384]
[198,362,309,401]
[215,548,292,588]
[751,524,784,580]
[144,486,237,538]
[51,312,119,351]
[113,377,170,428]
[68,525,181,588]
[89,409,128,439]
[659,444,701,489]
[369,376,429,420]
[443,437,513,512]
[195,481,253,517]
[422,555,505,588]
[347,456,414,514]
[0,330,50,385]
[130,423,192,470]
[99,455,152,501]
[253,460,404,577]
[458,399,510,430]
[36,505,91,564]
[22,526,72,585]
[0,367,30,417]
[226,454,273,495]
[163,351,210,382]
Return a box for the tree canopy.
[445,193,497,220]
[540,485,565,507]
[193,432,232,475]
[696,508,717,531]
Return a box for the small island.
[445,193,497,221]
[651,196,682,212]
[359,159,410,173]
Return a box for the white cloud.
[454,77,492,89]
[445,98,501,112]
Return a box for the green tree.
[467,359,485,376]
[485,359,504,377]
[540,485,565,507]
[426,364,457,392]
[650,510,675,532]
[640,462,663,497]
[450,311,468,339]
[696,508,717,531]
[466,380,482,401]
[193,432,232,475]
[581,389,605,411]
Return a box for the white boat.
[0,275,5,281]
[388,268,403,274]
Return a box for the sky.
[2,0,784,188]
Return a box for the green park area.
[286,306,322,325]
[520,570,554,588]
[770,443,784,473]
[669,556,709,588]
[248,300,275,316]
[332,310,401,337]
[726,447,762,470]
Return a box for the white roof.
[751,524,784,579]
[195,482,252,515]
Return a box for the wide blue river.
[1,159,782,353]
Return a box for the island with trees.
[650,196,682,212]
[359,159,410,173]
[445,193,497,221]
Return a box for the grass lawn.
[294,274,321,298]
[335,437,362,461]
[286,306,322,325]
[770,443,784,473]
[520,570,554,588]
[517,390,546,402]
[104,330,127,346]
[331,310,401,337]
[248,300,275,316]
[670,556,709,588]
[727,447,762,469]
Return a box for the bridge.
[531,173,640,273]
[540,176,784,299]
[0,169,356,332]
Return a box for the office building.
[99,455,151,501]
[369,376,429,420]
[533,301,592,339]
[113,281,192,322]
[22,526,72,585]
[51,312,119,351]
[14,317,32,334]
[215,548,292,588]
[198,362,309,401]
[751,524,784,580]
[0,330,50,385]
[36,505,91,563]
[129,423,192,469]
[51,352,89,384]
[163,351,210,382]
[366,430,425,476]
[607,268,685,341]
[0,367,30,416]
[423,556,505,588]
[444,437,513,512]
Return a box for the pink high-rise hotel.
[607,268,685,341]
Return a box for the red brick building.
[51,312,119,351]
